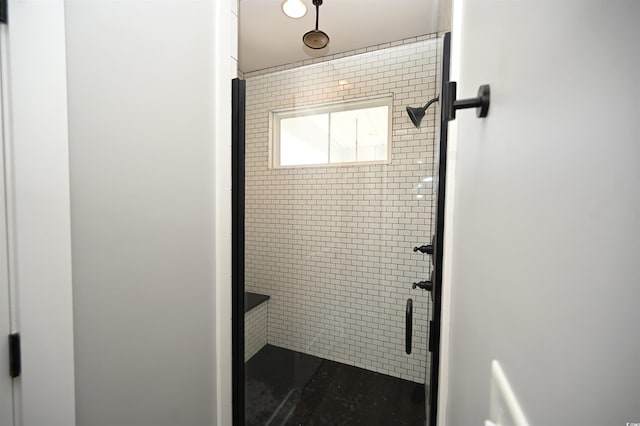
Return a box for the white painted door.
[0,1,76,425]
[439,1,640,425]
[0,65,15,426]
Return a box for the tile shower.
[244,35,440,384]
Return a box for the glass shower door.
[235,34,443,426]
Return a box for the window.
[270,95,393,168]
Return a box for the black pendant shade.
[303,0,329,49]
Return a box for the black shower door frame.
[427,30,451,426]
[231,77,246,426]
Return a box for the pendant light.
[303,0,329,49]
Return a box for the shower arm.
[422,96,439,110]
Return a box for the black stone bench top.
[245,292,270,313]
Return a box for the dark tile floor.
[245,345,426,426]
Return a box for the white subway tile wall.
[245,302,269,362]
[244,35,440,383]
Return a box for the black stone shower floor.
[245,345,426,426]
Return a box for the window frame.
[269,94,394,169]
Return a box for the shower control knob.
[413,245,433,255]
[412,280,433,292]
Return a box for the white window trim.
[269,94,394,169]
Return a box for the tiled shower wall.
[245,302,268,362]
[244,35,440,383]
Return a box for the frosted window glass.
[280,114,329,166]
[329,111,356,163]
[355,106,388,162]
[273,97,391,167]
[330,106,388,163]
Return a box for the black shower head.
[406,96,439,128]
[406,106,426,128]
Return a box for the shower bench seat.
[245,291,269,362]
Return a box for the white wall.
[244,36,439,383]
[442,1,640,425]
[65,1,232,424]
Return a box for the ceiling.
[239,0,440,73]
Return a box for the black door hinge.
[428,320,434,352]
[0,0,6,24]
[9,333,21,378]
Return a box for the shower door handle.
[405,298,413,354]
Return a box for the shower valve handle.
[413,245,433,254]
[412,280,433,291]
